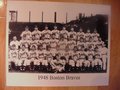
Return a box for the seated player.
[50,54,60,73]
[67,40,76,52]
[58,40,67,52]
[18,45,29,71]
[44,50,53,72]
[19,35,30,50]
[42,56,48,72]
[20,26,31,40]
[84,59,91,72]
[9,44,19,71]
[28,45,38,71]
[68,56,75,72]
[77,38,85,51]
[57,56,66,73]
[92,54,103,72]
[37,51,44,71]
[50,37,59,56]
[79,54,86,71]
[87,54,94,71]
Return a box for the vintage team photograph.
[6,1,111,86]
[8,3,109,74]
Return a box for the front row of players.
[9,44,106,73]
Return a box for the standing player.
[51,26,59,40]
[68,27,77,41]
[31,26,41,40]
[92,29,100,42]
[60,26,68,41]
[85,29,92,42]
[98,44,108,71]
[77,28,85,42]
[20,26,31,40]
[10,36,20,50]
[42,26,51,40]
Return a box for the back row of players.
[9,25,108,72]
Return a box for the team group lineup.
[8,25,108,73]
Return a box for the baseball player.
[20,26,31,40]
[10,36,20,50]
[31,26,41,40]
[42,26,51,40]
[68,27,77,41]
[60,26,68,41]
[51,26,59,40]
[18,45,29,71]
[77,28,85,42]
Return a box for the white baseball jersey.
[32,30,41,40]
[69,59,75,67]
[9,49,18,61]
[20,30,31,40]
[51,29,59,39]
[60,29,68,40]
[10,40,20,50]
[68,31,77,41]
[42,29,51,40]
[77,31,85,40]
[67,41,76,51]
[92,32,100,42]
[85,33,92,42]
[19,39,30,48]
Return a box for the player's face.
[35,27,38,30]
[21,46,25,50]
[80,38,84,42]
[79,29,83,32]
[94,30,97,33]
[88,55,93,59]
[56,54,60,60]
[81,55,85,59]
[63,27,66,30]
[25,27,29,31]
[87,30,90,33]
[13,36,17,41]
[95,55,100,59]
[71,28,74,31]
[31,46,36,51]
[45,26,48,30]
[54,26,57,30]
[73,55,77,60]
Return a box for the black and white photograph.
[6,1,111,86]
